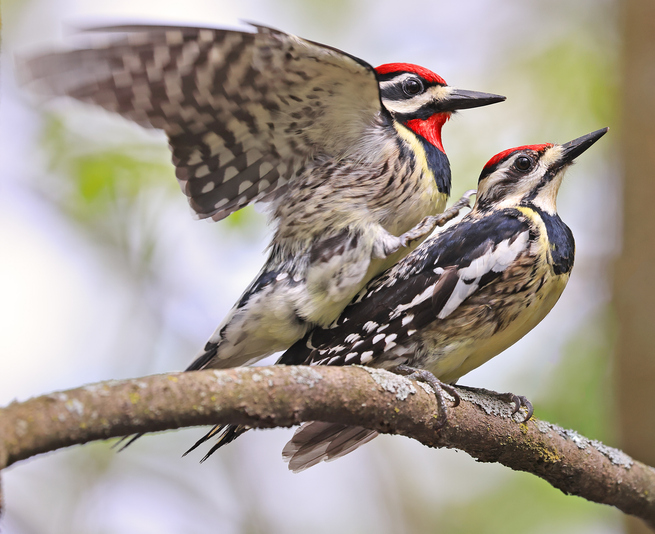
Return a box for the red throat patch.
[405,114,450,153]
[483,144,553,171]
[375,63,447,85]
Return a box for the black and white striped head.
[375,63,505,153]
[475,128,609,214]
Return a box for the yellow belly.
[426,271,570,384]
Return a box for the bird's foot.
[395,364,460,429]
[372,190,475,259]
[397,189,476,248]
[456,385,534,422]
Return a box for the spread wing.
[280,211,532,366]
[20,24,383,220]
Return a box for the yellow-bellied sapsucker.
[21,24,503,372]
[195,128,608,470]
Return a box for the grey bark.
[0,366,654,527]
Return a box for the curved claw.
[439,382,461,407]
[511,395,534,422]
[395,364,460,429]
[451,384,533,423]
[459,189,477,207]
[510,394,521,415]
[393,189,477,252]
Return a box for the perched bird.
[198,128,608,470]
[21,24,503,371]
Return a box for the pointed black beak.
[439,88,506,112]
[559,128,609,165]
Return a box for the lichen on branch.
[0,366,654,527]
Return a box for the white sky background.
[1,0,621,532]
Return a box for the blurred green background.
[2,0,651,533]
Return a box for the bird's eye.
[402,78,424,96]
[514,156,533,172]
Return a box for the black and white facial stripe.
[475,144,560,212]
[377,71,452,120]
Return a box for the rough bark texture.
[617,0,655,532]
[1,366,654,526]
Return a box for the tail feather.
[183,424,249,461]
[185,344,218,371]
[112,351,217,453]
[113,432,144,451]
[282,422,378,472]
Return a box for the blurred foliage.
[40,114,174,273]
[448,24,619,204]
[39,113,264,276]
[42,114,174,206]
[271,0,359,30]
[536,309,618,445]
[410,470,618,534]
[220,204,270,238]
[518,35,619,129]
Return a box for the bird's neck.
[392,115,452,196]
[519,202,574,276]
[404,113,450,153]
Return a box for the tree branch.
[1,366,654,527]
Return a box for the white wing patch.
[390,284,436,319]
[437,231,529,319]
[438,278,476,319]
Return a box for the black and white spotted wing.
[280,210,533,367]
[21,24,382,220]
